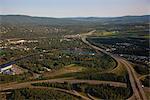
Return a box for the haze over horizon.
[0,0,149,18]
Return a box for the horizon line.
[0,14,149,18]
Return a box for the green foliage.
[53,72,127,83]
[0,50,6,56]
[134,65,149,75]
[0,73,32,83]
[7,88,80,100]
[87,37,149,57]
[86,84,131,99]
[32,82,131,99]
[32,82,72,90]
[76,73,127,82]
[142,76,150,87]
[15,48,116,74]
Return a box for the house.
[0,63,13,73]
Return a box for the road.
[0,78,127,91]
[0,78,126,100]
[29,86,90,100]
[0,30,147,100]
[81,31,147,100]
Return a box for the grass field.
[94,31,118,36]
[42,64,87,78]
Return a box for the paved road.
[81,31,147,100]
[72,90,91,100]
[0,78,126,91]
[0,31,147,100]
[0,78,126,100]
[29,86,91,100]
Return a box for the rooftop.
[0,61,15,69]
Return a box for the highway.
[0,78,127,100]
[0,78,127,91]
[0,30,147,100]
[81,31,147,100]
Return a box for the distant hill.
[0,15,149,25]
[70,15,149,24]
[0,15,81,25]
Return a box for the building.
[0,63,13,73]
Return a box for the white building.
[0,63,13,73]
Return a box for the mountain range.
[0,15,149,25]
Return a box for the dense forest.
[32,82,132,99]
[0,15,149,100]
[6,88,80,100]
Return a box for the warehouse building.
[0,63,13,74]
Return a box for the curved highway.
[0,31,147,100]
[81,31,147,100]
[0,78,127,91]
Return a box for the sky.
[0,0,149,17]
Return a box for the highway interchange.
[0,31,148,100]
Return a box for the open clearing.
[42,64,87,78]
